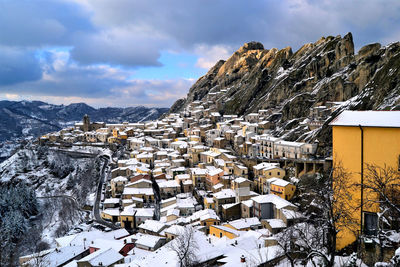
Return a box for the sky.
[1,0,400,108]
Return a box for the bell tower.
[83,114,90,132]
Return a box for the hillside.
[170,33,400,152]
[0,101,169,142]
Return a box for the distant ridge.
[0,100,168,141]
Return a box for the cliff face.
[170,33,400,151]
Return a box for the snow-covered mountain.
[169,33,400,154]
[0,100,168,142]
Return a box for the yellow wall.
[262,168,285,178]
[101,211,115,221]
[201,218,219,228]
[257,168,286,192]
[120,215,134,228]
[204,198,215,210]
[224,224,250,231]
[209,226,238,239]
[270,184,296,200]
[333,125,400,250]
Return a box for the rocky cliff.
[170,33,400,153]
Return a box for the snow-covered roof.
[90,238,127,252]
[175,174,190,180]
[138,220,167,233]
[212,225,240,237]
[187,209,220,222]
[123,187,154,196]
[190,168,206,176]
[267,177,291,187]
[207,167,224,176]
[164,225,185,236]
[166,208,180,217]
[213,183,224,190]
[30,246,86,267]
[281,209,305,220]
[135,234,164,248]
[128,178,152,185]
[213,189,235,199]
[253,162,280,170]
[222,203,239,210]
[104,198,120,204]
[102,208,120,216]
[233,177,248,184]
[204,197,214,203]
[265,219,286,229]
[112,176,128,182]
[135,208,155,217]
[330,110,400,128]
[251,194,296,209]
[78,248,123,266]
[227,217,261,230]
[241,199,253,208]
[157,180,179,188]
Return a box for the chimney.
[240,255,246,263]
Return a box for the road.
[92,155,119,230]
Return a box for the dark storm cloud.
[0,0,93,47]
[70,30,164,67]
[0,47,42,85]
[1,0,400,106]
[2,0,400,67]
[83,0,400,50]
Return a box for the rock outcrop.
[170,33,400,151]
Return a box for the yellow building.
[330,111,400,250]
[266,177,296,200]
[253,163,286,193]
[204,197,215,210]
[209,225,240,239]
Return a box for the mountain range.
[0,100,168,142]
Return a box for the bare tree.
[168,226,199,267]
[24,242,51,267]
[280,162,357,267]
[361,164,400,229]
[276,222,328,267]
[353,164,400,263]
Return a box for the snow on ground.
[0,145,101,246]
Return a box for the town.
[20,103,400,267]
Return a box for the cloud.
[0,0,93,47]
[70,27,165,67]
[1,50,193,107]
[195,45,233,69]
[4,94,20,100]
[1,0,400,107]
[2,0,400,66]
[0,46,43,85]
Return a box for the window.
[364,212,378,236]
[277,172,280,176]
[398,155,400,171]
[220,233,222,238]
